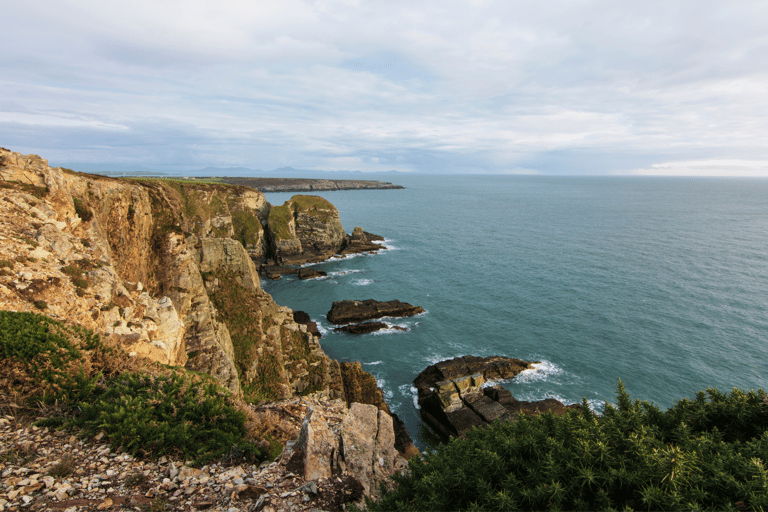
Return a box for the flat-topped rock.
[414,356,579,440]
[326,299,424,325]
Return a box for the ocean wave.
[362,360,384,365]
[513,360,563,384]
[327,269,365,277]
[370,323,410,335]
[376,378,394,401]
[353,278,375,286]
[399,384,420,410]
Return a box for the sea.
[261,174,768,448]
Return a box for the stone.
[297,268,327,280]
[326,299,424,325]
[414,355,579,439]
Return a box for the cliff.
[0,148,414,502]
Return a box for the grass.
[267,203,294,241]
[48,456,75,477]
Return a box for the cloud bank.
[2,0,767,175]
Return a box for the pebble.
[0,399,364,511]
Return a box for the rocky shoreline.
[414,356,580,440]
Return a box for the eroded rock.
[414,355,579,439]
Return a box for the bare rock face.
[327,299,424,325]
[414,355,580,439]
[193,236,262,291]
[283,402,408,500]
[340,227,385,256]
[268,195,346,265]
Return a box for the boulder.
[326,299,424,325]
[414,356,579,439]
[283,402,408,500]
[297,268,327,280]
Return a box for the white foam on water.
[327,269,365,277]
[362,360,384,366]
[353,278,375,286]
[377,378,394,401]
[370,323,410,335]
[513,360,563,384]
[316,323,329,336]
[399,384,420,410]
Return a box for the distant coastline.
[216,176,404,192]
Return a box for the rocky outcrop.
[414,356,579,439]
[297,268,327,280]
[327,299,424,325]
[340,227,385,256]
[266,196,385,267]
[268,196,347,265]
[281,402,408,500]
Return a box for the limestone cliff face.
[0,149,343,399]
[267,195,347,265]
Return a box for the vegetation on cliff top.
[268,203,294,241]
[368,382,768,511]
[0,310,276,465]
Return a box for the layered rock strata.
[326,299,424,325]
[414,356,579,439]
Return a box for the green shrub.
[33,300,47,310]
[65,372,264,465]
[368,382,768,511]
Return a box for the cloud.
[2,0,768,174]
[630,159,768,177]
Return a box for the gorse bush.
[1,311,270,465]
[65,372,264,465]
[369,382,768,511]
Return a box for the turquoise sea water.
[261,175,768,447]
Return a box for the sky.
[2,0,768,176]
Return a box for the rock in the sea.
[414,355,579,439]
[326,299,424,325]
[268,195,347,265]
[297,268,327,280]
[340,227,385,256]
[333,322,407,334]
